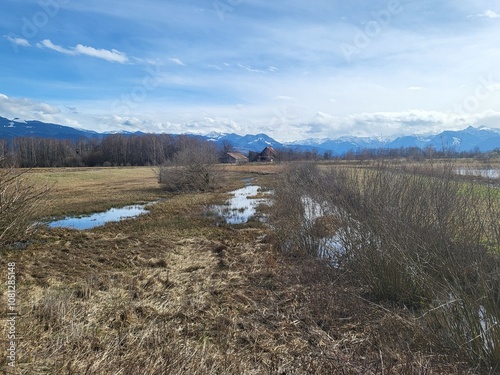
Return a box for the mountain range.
[1,116,500,155]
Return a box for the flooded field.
[47,203,152,230]
[211,185,271,224]
[455,168,500,179]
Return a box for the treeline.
[337,145,498,160]
[0,133,498,168]
[274,146,497,162]
[0,134,211,168]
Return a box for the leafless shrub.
[271,160,500,370]
[271,162,332,257]
[0,166,47,247]
[158,140,224,192]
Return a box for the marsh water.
[455,168,500,179]
[47,204,151,230]
[301,196,345,263]
[47,182,271,230]
[211,185,270,224]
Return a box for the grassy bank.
[0,165,477,374]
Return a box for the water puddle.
[301,196,346,265]
[243,178,254,185]
[212,185,271,224]
[47,203,152,230]
[455,168,499,179]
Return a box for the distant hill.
[1,116,499,155]
[0,116,144,142]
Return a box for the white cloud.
[300,109,500,140]
[0,94,60,116]
[3,90,499,142]
[0,93,82,128]
[487,83,500,91]
[408,86,422,91]
[37,39,73,54]
[238,64,264,73]
[3,35,30,47]
[470,10,500,19]
[74,44,128,63]
[37,39,129,63]
[169,57,185,66]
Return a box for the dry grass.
[219,163,285,175]
[25,167,162,218]
[0,166,479,374]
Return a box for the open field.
[25,165,284,219]
[25,167,164,218]
[0,164,484,374]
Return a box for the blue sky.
[1,0,500,141]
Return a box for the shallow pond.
[211,185,270,224]
[455,168,499,179]
[47,204,151,230]
[301,196,346,264]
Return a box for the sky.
[1,0,500,142]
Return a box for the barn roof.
[226,152,248,160]
[260,146,278,157]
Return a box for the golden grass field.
[25,167,164,218]
[0,165,478,374]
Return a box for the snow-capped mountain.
[424,126,500,152]
[0,116,103,140]
[194,131,283,151]
[236,133,282,150]
[0,116,144,141]
[387,135,432,149]
[286,138,330,146]
[287,125,500,155]
[1,116,499,155]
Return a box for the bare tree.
[158,139,223,192]
[220,140,235,154]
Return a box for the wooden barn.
[248,146,279,162]
[259,146,278,162]
[220,152,248,164]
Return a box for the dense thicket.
[271,161,500,371]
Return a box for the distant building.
[220,152,248,164]
[249,146,279,162]
[260,146,278,162]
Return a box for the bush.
[0,167,47,246]
[271,162,343,259]
[158,141,223,192]
[270,160,500,370]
